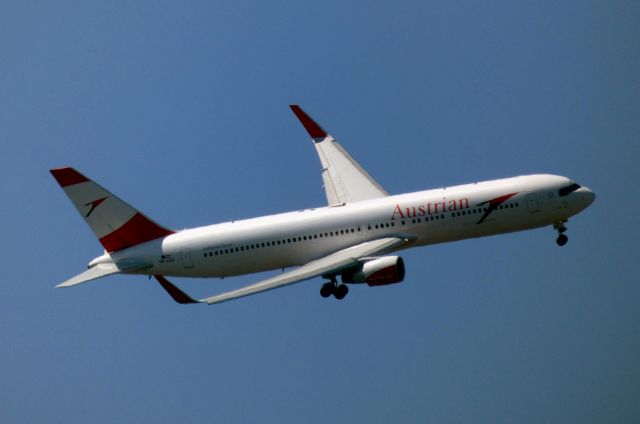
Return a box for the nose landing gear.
[320,278,349,300]
[554,221,568,246]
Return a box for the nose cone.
[577,186,596,209]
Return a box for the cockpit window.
[559,183,581,197]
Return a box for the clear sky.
[1,1,638,423]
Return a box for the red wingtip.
[289,105,328,139]
[50,167,89,187]
[154,275,199,304]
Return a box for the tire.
[334,284,349,300]
[556,234,568,246]
[320,283,334,298]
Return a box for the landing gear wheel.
[334,284,349,300]
[556,234,568,246]
[320,282,334,298]
[553,221,569,247]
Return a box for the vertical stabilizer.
[50,167,174,252]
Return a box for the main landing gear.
[554,221,569,246]
[320,278,349,300]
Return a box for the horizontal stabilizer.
[56,263,121,288]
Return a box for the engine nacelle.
[342,256,405,287]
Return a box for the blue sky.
[1,1,639,423]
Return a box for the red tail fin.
[50,167,174,252]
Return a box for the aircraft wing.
[290,105,388,206]
[154,236,409,305]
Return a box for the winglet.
[154,275,200,304]
[289,105,328,141]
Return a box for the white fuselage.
[94,174,594,279]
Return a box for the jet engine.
[342,256,405,286]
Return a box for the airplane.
[50,105,596,305]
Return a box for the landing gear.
[554,221,569,246]
[334,284,349,300]
[319,279,349,300]
[320,282,334,298]
[556,234,568,246]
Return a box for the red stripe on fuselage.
[50,167,89,187]
[99,213,174,252]
[481,192,519,207]
[476,192,519,224]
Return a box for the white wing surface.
[56,263,121,288]
[57,260,152,288]
[290,105,388,206]
[155,237,409,305]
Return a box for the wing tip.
[289,104,328,140]
[154,275,200,304]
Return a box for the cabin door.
[180,249,194,268]
[526,193,540,213]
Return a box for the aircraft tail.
[50,167,174,252]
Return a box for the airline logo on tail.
[84,197,109,217]
[50,167,174,252]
